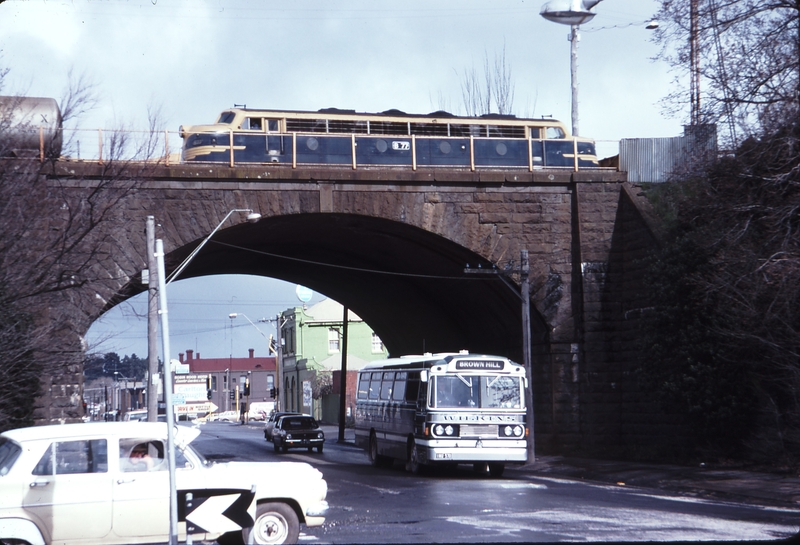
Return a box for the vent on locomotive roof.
[318,108,356,114]
[381,109,407,116]
[427,110,455,117]
[479,113,518,120]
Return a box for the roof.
[305,298,362,323]
[1,421,201,447]
[188,355,276,373]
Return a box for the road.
[190,422,800,543]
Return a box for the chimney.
[186,349,194,361]
[196,353,200,359]
[249,348,255,359]
[179,353,184,363]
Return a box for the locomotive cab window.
[217,111,236,125]
[546,126,566,139]
[243,117,262,130]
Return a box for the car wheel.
[317,444,323,453]
[245,501,300,544]
[272,438,280,453]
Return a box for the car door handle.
[116,477,136,484]
[29,480,50,487]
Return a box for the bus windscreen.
[433,375,521,409]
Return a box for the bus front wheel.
[489,462,505,478]
[406,439,424,474]
[369,432,391,468]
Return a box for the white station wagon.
[0,422,328,545]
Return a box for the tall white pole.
[570,25,580,136]
[155,239,178,545]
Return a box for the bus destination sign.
[455,360,504,371]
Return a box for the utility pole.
[146,216,159,422]
[690,0,701,124]
[338,306,349,443]
[464,249,535,463]
[520,250,534,463]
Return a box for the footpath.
[318,425,800,509]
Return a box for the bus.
[354,351,528,477]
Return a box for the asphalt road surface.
[190,422,800,543]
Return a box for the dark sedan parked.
[272,415,324,453]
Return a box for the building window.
[211,376,217,391]
[328,328,340,353]
[372,333,384,353]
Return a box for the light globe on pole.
[540,0,605,136]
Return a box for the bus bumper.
[424,440,528,464]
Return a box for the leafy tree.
[640,124,800,463]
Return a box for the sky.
[0,0,685,360]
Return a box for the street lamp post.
[540,0,604,137]
[152,208,261,545]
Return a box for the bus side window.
[392,372,407,401]
[357,373,369,399]
[405,378,420,404]
[380,372,394,400]
[368,372,381,400]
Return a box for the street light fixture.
[166,209,261,285]
[153,207,261,545]
[540,0,605,137]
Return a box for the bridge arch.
[111,212,541,361]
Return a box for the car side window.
[32,439,108,475]
[119,439,167,472]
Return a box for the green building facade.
[279,298,388,421]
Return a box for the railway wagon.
[180,107,599,170]
[0,96,62,158]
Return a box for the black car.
[272,415,324,453]
[264,411,301,441]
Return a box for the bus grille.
[459,425,498,438]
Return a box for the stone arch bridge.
[31,160,661,454]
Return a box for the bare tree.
[653,0,799,146]
[460,43,515,116]
[0,72,166,431]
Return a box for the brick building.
[180,348,277,416]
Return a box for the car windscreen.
[0,437,21,476]
[282,418,318,430]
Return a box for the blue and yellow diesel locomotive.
[180,107,599,170]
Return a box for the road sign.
[172,394,186,405]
